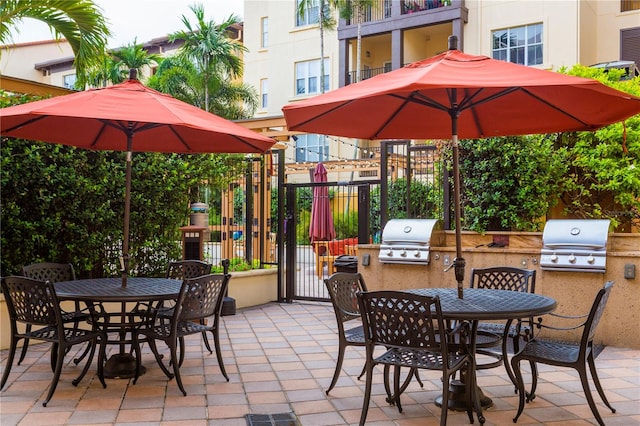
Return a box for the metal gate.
[282,180,377,301]
[279,141,442,302]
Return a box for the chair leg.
[359,359,373,426]
[170,342,187,396]
[587,352,616,414]
[201,319,213,354]
[42,344,66,407]
[212,329,229,381]
[17,325,31,365]
[73,341,92,365]
[326,341,346,394]
[511,356,526,423]
[96,333,107,388]
[393,365,403,413]
[527,360,538,402]
[0,336,20,390]
[71,339,97,386]
[579,361,608,426]
[440,370,450,426]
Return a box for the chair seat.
[344,324,365,343]
[517,339,582,364]
[376,347,468,371]
[25,326,100,345]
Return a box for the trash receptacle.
[334,255,358,273]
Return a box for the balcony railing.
[402,0,451,14]
[344,0,451,25]
[346,66,388,84]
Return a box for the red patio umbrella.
[1,70,275,286]
[283,36,640,298]
[309,163,336,244]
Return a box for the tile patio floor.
[1,301,639,425]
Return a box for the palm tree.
[297,0,336,94]
[168,4,256,116]
[111,39,163,83]
[331,0,377,83]
[0,0,111,88]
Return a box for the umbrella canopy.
[309,163,336,245]
[1,71,276,286]
[283,36,640,298]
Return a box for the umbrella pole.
[121,136,132,288]
[451,123,465,299]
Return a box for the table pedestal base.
[435,379,493,411]
[104,354,145,379]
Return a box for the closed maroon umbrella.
[1,70,276,286]
[283,36,640,298]
[309,163,336,245]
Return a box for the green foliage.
[211,257,262,272]
[460,135,568,232]
[0,91,244,277]
[334,210,358,239]
[370,177,442,235]
[555,65,640,230]
[297,209,311,245]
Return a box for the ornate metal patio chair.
[21,262,93,365]
[512,281,615,426]
[132,273,230,395]
[323,272,368,394]
[357,290,478,426]
[469,266,536,387]
[0,276,107,407]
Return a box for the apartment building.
[242,0,640,171]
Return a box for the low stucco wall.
[227,268,278,310]
[358,231,639,349]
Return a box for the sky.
[11,0,245,48]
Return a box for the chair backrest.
[1,276,61,327]
[324,273,368,325]
[470,266,536,293]
[165,260,212,280]
[358,290,447,353]
[22,262,76,283]
[583,281,614,346]
[174,273,230,323]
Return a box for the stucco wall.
[357,232,639,349]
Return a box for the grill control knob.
[414,250,421,258]
[387,249,393,256]
[400,249,407,257]
[550,253,558,263]
[568,254,577,263]
[587,254,595,264]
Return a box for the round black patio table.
[406,287,557,424]
[55,277,182,379]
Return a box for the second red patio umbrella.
[1,70,276,286]
[309,163,336,245]
[283,36,640,297]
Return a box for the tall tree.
[0,0,111,88]
[298,0,336,93]
[331,0,376,83]
[111,39,163,83]
[166,4,256,117]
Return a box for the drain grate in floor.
[245,413,299,426]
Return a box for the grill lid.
[379,219,444,265]
[540,219,610,272]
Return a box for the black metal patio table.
[54,277,182,379]
[406,287,557,424]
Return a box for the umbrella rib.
[3,115,47,133]
[167,125,193,151]
[519,87,592,128]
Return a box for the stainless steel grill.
[540,219,611,273]
[379,219,444,265]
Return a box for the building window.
[260,79,268,109]
[295,134,329,162]
[295,58,329,95]
[63,74,77,89]
[492,23,543,66]
[621,0,640,12]
[261,17,268,48]
[296,0,319,27]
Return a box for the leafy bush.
[459,135,568,232]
